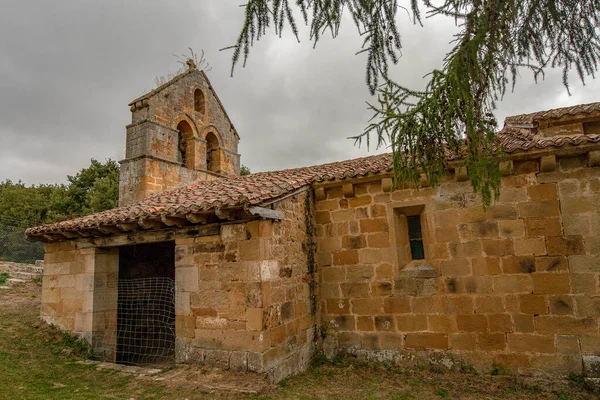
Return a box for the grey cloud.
[0,1,598,185]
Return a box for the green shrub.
[0,272,9,285]
[460,364,476,373]
[568,372,585,384]
[490,362,510,376]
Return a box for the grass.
[0,283,597,400]
[0,271,10,285]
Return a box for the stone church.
[26,62,600,382]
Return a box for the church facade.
[26,64,600,382]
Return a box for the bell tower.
[118,63,241,206]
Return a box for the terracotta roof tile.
[25,154,395,237]
[505,102,600,125]
[498,126,600,153]
[26,102,600,238]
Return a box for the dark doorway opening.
[117,241,175,366]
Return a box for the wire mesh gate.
[116,277,176,366]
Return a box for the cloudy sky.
[1,1,598,185]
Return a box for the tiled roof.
[505,102,600,125]
[25,154,394,238]
[26,102,600,240]
[498,126,600,153]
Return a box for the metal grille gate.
[116,277,176,366]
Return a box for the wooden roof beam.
[97,226,123,235]
[215,208,235,221]
[186,213,208,224]
[137,218,164,230]
[117,222,138,232]
[161,215,189,228]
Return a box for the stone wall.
[175,192,316,382]
[0,260,43,272]
[40,192,316,382]
[315,153,600,377]
[119,157,221,207]
[41,242,118,360]
[0,260,44,281]
[131,71,238,156]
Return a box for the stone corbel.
[381,178,393,192]
[499,160,513,176]
[455,166,468,182]
[315,188,326,201]
[589,150,600,167]
[540,155,557,172]
[342,183,355,197]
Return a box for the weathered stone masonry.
[174,192,316,381]
[40,193,316,381]
[120,67,241,206]
[314,150,600,376]
[26,64,600,383]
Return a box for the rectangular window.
[406,215,424,260]
[393,204,426,266]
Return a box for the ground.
[0,283,597,400]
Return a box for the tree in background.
[0,159,119,263]
[51,159,119,220]
[227,0,600,206]
[240,165,251,176]
[0,181,62,263]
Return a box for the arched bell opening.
[176,120,195,169]
[205,132,220,173]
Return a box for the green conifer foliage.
[226,0,600,206]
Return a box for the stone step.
[6,278,26,286]
[8,271,39,280]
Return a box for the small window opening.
[407,215,424,260]
[194,89,205,113]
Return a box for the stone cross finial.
[186,59,197,70]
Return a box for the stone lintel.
[89,224,220,247]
